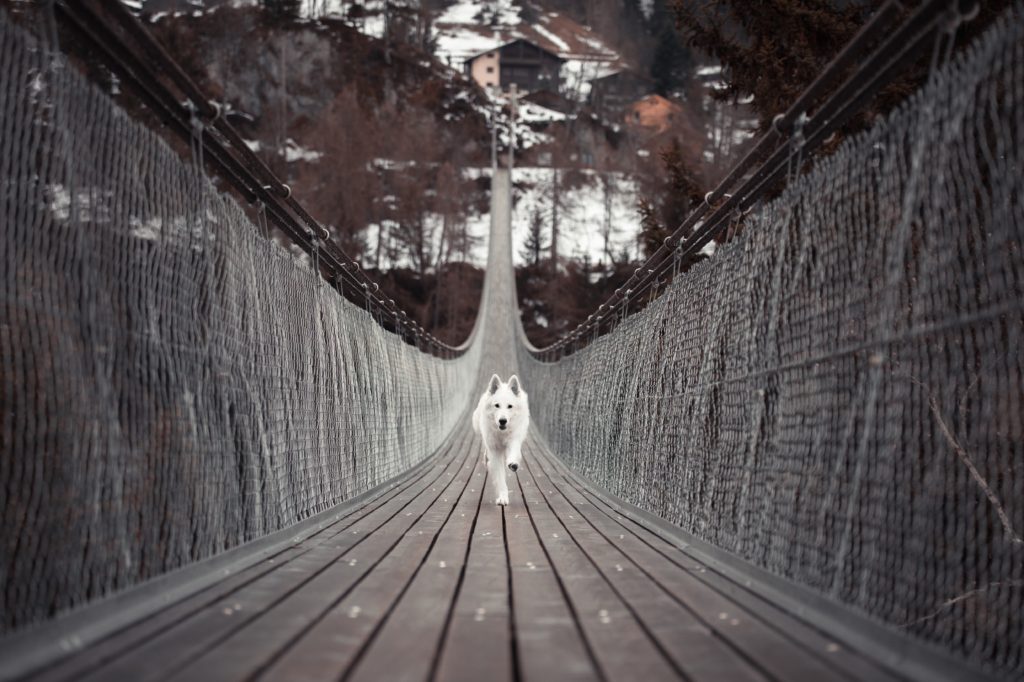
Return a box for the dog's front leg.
[506,443,523,472]
[488,453,509,506]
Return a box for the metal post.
[508,83,517,172]
[491,100,497,171]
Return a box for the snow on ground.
[470,165,643,267]
[239,138,322,162]
[437,0,522,26]
[510,166,641,266]
[147,0,646,271]
[283,139,323,163]
[434,28,504,64]
[359,166,642,271]
[532,23,570,52]
[696,64,723,77]
[517,101,567,123]
[559,58,618,100]
[361,203,489,270]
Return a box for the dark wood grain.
[241,431,477,682]
[345,452,487,682]
[503,467,601,681]
[77,436,470,682]
[432,464,514,682]
[531,440,903,682]
[34,452,453,682]
[514,451,683,681]
[522,441,768,682]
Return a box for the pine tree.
[671,0,1012,134]
[672,0,879,132]
[649,24,689,96]
[262,0,301,20]
[637,138,704,259]
[521,208,548,267]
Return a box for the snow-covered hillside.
[364,166,640,270]
[284,0,625,100]
[511,167,641,265]
[138,0,653,274]
[454,166,642,267]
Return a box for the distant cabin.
[464,39,565,93]
[625,94,683,135]
[588,70,654,115]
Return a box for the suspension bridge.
[1,1,1022,681]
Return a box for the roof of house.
[590,69,654,85]
[522,89,575,114]
[464,39,566,65]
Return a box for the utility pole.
[491,98,498,171]
[508,83,517,172]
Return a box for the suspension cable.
[535,0,977,361]
[52,0,463,358]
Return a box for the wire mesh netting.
[520,8,1024,678]
[0,11,480,632]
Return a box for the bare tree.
[601,171,616,265]
[521,207,548,267]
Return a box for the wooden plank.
[78,437,470,682]
[521,442,768,682]
[344,446,489,682]
[579,473,905,682]
[503,455,600,682]
[433,466,513,682]
[36,545,309,682]
[513,450,683,682]
[666,553,905,682]
[569,482,903,682]
[35,453,452,682]
[28,419,908,682]
[532,444,894,682]
[240,431,480,682]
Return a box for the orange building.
[624,94,683,135]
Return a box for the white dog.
[472,374,529,506]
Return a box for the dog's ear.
[488,374,501,395]
[508,375,522,396]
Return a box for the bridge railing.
[0,5,480,634]
[53,0,466,359]
[519,3,1024,678]
[528,0,985,363]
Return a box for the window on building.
[486,66,494,73]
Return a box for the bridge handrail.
[529,0,978,361]
[53,0,468,359]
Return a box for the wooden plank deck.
[23,420,912,682]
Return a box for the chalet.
[464,39,565,93]
[588,70,653,115]
[624,94,684,135]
